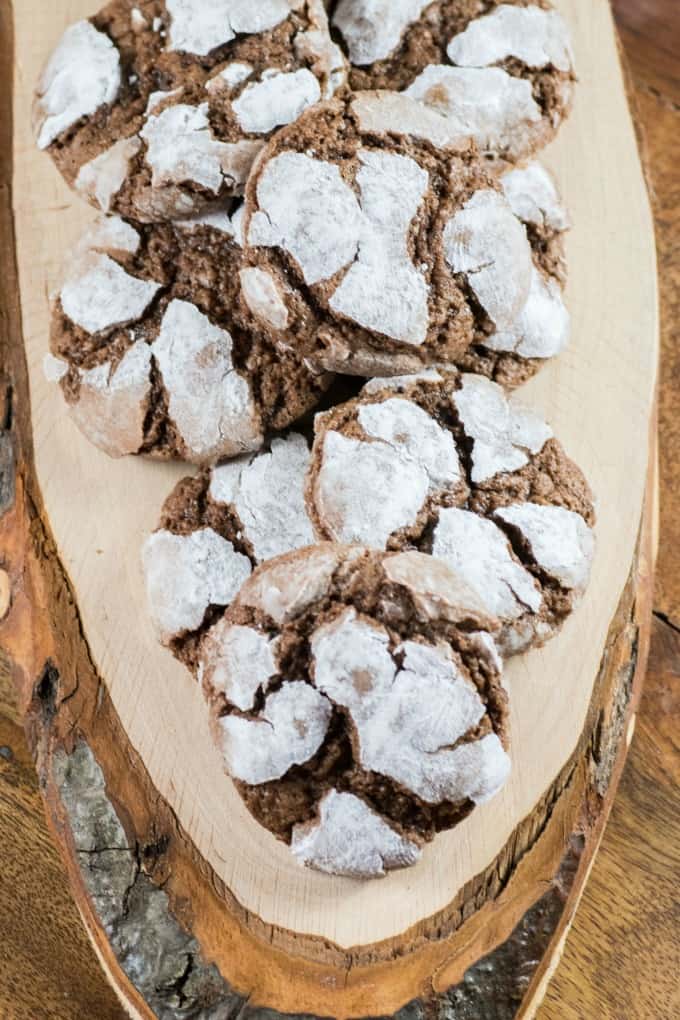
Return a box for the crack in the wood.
[654,609,680,638]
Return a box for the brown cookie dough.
[198,543,511,878]
[306,370,595,655]
[330,0,575,162]
[142,432,315,658]
[46,213,331,464]
[33,0,346,221]
[243,94,568,378]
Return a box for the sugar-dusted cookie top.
[33,0,346,221]
[331,0,575,162]
[198,543,510,878]
[243,95,568,378]
[458,159,571,387]
[46,213,331,464]
[142,433,315,655]
[307,370,595,654]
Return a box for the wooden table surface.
[0,2,678,1018]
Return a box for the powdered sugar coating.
[452,374,552,483]
[153,299,262,463]
[294,23,348,98]
[232,69,321,134]
[446,4,573,74]
[34,21,121,150]
[200,622,279,712]
[384,550,494,626]
[70,342,152,458]
[359,644,505,804]
[75,136,143,213]
[312,609,396,718]
[239,267,289,330]
[313,432,433,548]
[140,104,262,196]
[142,529,251,642]
[432,507,542,631]
[496,503,595,593]
[486,267,570,360]
[313,398,461,546]
[405,66,542,157]
[207,63,254,91]
[78,216,141,257]
[209,434,315,561]
[249,152,363,285]
[145,88,184,115]
[333,0,431,66]
[251,148,430,344]
[443,189,533,331]
[217,682,332,785]
[291,790,422,878]
[239,545,349,625]
[60,254,161,335]
[351,91,473,150]
[311,611,508,804]
[329,150,430,345]
[165,0,298,57]
[501,162,571,233]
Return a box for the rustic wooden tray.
[0,1,658,1016]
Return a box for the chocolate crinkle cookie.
[45,212,331,464]
[33,0,346,221]
[330,0,575,162]
[243,95,570,380]
[198,543,511,878]
[142,432,315,656]
[307,370,595,655]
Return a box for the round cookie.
[33,0,346,221]
[46,213,331,464]
[198,544,511,878]
[244,94,569,378]
[331,0,575,162]
[306,370,595,655]
[142,432,315,656]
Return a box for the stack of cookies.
[36,0,595,880]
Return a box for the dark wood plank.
[0,659,125,1020]
[540,618,680,1019]
[539,2,680,1013]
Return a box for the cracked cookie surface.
[143,432,316,656]
[330,0,575,162]
[46,214,331,464]
[243,95,569,379]
[34,0,346,221]
[307,370,595,654]
[198,543,510,878]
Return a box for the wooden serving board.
[0,1,658,1017]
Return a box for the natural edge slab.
[0,2,657,1018]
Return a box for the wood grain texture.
[612,0,680,629]
[539,618,680,1020]
[0,1,672,1020]
[538,2,680,1015]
